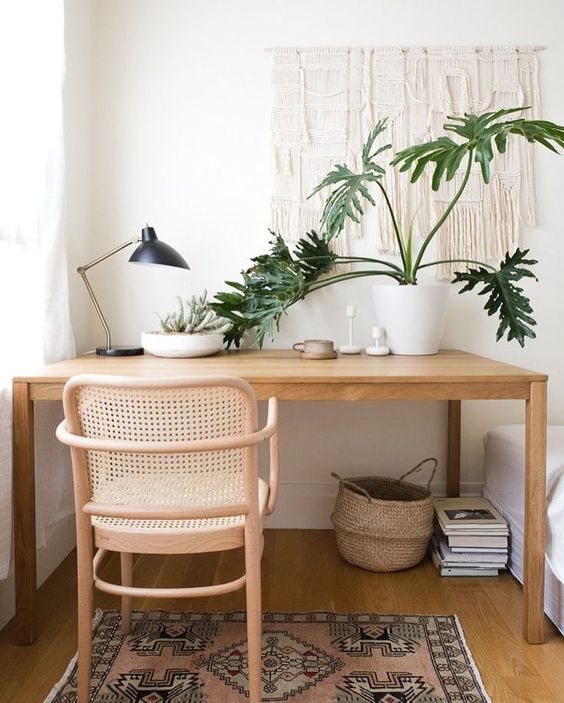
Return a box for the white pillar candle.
[346,305,356,318]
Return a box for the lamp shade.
[128,225,190,269]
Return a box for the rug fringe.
[42,609,104,703]
[42,653,77,703]
[452,613,493,703]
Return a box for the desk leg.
[524,381,547,644]
[446,400,461,497]
[12,382,36,645]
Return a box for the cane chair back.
[68,377,256,513]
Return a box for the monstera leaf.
[453,248,538,346]
[392,108,564,187]
[308,120,390,240]
[211,231,336,348]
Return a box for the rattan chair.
[56,374,279,703]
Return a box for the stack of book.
[431,497,509,576]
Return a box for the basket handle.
[331,471,372,501]
[397,457,438,490]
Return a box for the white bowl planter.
[141,331,224,358]
[372,283,450,355]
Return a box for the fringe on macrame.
[486,174,520,258]
[271,199,300,242]
[432,173,520,279]
[434,201,485,279]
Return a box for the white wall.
[65,0,564,526]
[64,0,94,352]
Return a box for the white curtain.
[0,0,75,579]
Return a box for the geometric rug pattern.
[44,610,491,702]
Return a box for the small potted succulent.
[142,290,232,358]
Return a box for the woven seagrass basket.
[331,458,437,572]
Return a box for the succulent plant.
[158,290,232,335]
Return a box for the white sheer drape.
[0,0,75,579]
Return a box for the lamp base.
[96,345,144,357]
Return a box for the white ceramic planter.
[141,331,224,358]
[372,283,450,355]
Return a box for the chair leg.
[120,552,133,635]
[245,523,263,703]
[76,536,94,703]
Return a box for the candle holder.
[339,305,362,354]
[366,326,390,356]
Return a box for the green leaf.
[408,151,438,182]
[393,108,564,190]
[442,144,466,180]
[361,119,389,165]
[210,231,337,347]
[494,128,509,154]
[453,248,538,346]
[474,136,493,182]
[431,153,450,191]
[309,121,389,240]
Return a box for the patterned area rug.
[45,610,491,702]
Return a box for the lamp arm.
[79,236,139,272]
[78,268,113,350]
[77,236,140,351]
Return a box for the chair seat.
[92,478,270,554]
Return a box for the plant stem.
[375,181,407,271]
[332,256,405,273]
[412,151,474,277]
[299,254,405,273]
[307,269,403,295]
[418,258,497,273]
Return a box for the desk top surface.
[13,349,547,385]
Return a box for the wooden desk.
[12,349,547,644]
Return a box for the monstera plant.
[212,108,564,351]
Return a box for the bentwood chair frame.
[56,374,279,703]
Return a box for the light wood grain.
[32,379,532,401]
[1,532,563,703]
[447,400,462,497]
[524,381,548,643]
[12,382,36,645]
[14,349,547,385]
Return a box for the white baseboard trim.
[265,481,484,529]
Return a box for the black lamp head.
[128,225,190,269]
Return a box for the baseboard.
[265,481,484,529]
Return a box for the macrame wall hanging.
[270,46,541,276]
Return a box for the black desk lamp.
[78,225,189,356]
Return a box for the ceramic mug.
[292,339,335,355]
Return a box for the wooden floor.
[1,529,563,703]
